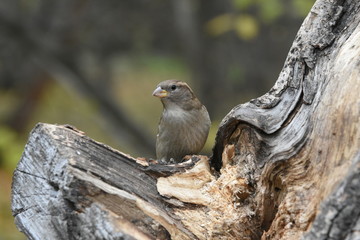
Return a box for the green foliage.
[0,169,26,240]
[233,0,253,10]
[137,55,188,76]
[292,0,316,16]
[0,126,23,171]
[205,14,234,36]
[257,0,284,23]
[234,14,259,40]
[0,127,25,240]
[207,0,315,40]
[206,13,259,41]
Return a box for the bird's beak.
[152,87,168,98]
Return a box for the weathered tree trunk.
[11,0,360,239]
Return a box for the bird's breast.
[163,107,194,123]
[159,107,210,145]
[156,105,210,162]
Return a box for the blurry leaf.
[234,14,259,40]
[232,0,253,10]
[205,14,233,36]
[258,0,284,23]
[292,0,315,17]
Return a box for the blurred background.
[0,0,314,239]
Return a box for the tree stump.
[11,0,360,239]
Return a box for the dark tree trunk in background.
[11,0,360,239]
[172,0,237,118]
[172,0,305,119]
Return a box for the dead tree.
[11,0,360,239]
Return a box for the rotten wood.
[11,0,360,239]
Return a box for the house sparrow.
[153,80,211,163]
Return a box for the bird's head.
[153,80,200,110]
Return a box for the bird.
[152,80,211,163]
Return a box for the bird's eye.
[171,85,177,90]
